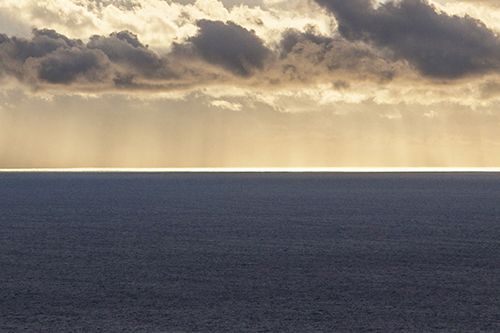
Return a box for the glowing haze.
[0,0,499,168]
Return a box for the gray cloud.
[275,29,399,84]
[0,21,274,88]
[87,31,170,77]
[0,29,86,81]
[6,29,82,61]
[2,8,499,93]
[0,22,411,91]
[36,48,109,84]
[280,29,333,59]
[314,0,500,78]
[185,19,272,77]
[0,28,177,86]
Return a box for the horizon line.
[1,167,500,173]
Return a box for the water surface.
[1,173,499,332]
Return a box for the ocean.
[1,173,499,332]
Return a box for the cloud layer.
[0,0,499,101]
[0,20,397,90]
[315,0,500,78]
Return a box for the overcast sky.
[1,0,499,168]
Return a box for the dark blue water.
[0,173,499,332]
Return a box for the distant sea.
[1,173,499,332]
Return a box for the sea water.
[1,173,499,332]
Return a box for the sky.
[0,0,499,168]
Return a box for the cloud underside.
[0,0,499,93]
[0,22,398,91]
[315,0,500,78]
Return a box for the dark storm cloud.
[280,29,333,59]
[2,6,499,92]
[0,21,274,88]
[0,22,402,89]
[0,28,176,86]
[314,0,500,78]
[16,30,110,84]
[276,29,399,84]
[186,19,271,76]
[0,29,81,64]
[36,48,108,84]
[0,29,89,81]
[87,31,170,77]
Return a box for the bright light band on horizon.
[1,168,500,173]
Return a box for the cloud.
[10,29,82,60]
[0,29,87,81]
[210,99,243,111]
[0,9,31,37]
[87,31,168,77]
[274,28,401,85]
[480,80,500,99]
[449,0,500,8]
[0,21,275,89]
[75,0,142,11]
[2,8,500,110]
[184,19,272,76]
[35,48,109,84]
[280,29,333,58]
[0,0,363,90]
[0,28,183,87]
[314,0,500,78]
